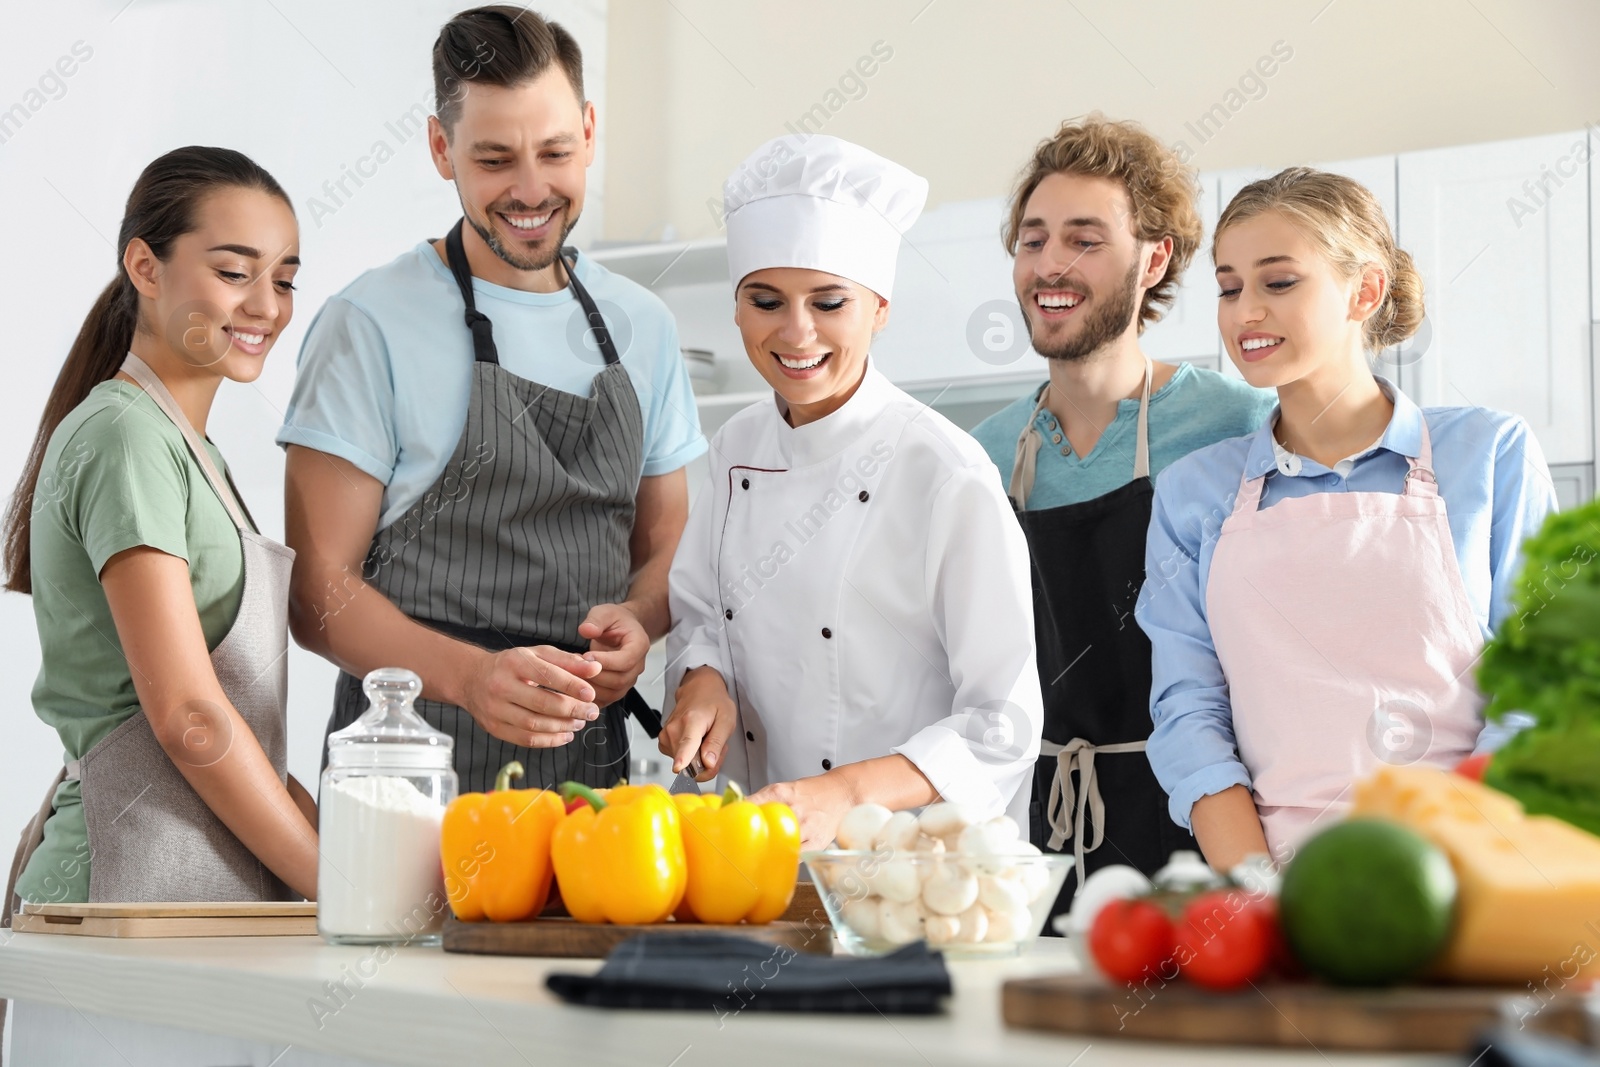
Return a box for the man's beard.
[1025,258,1140,363]
[465,198,579,272]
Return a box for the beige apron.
[3,353,296,918]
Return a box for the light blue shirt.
[1135,378,1558,830]
[970,362,1276,508]
[277,242,707,529]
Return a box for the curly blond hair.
[1214,167,1423,351]
[1003,114,1202,332]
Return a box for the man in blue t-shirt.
[969,116,1273,916]
[278,6,705,794]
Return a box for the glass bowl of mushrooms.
[801,802,1073,958]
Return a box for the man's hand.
[461,645,602,748]
[748,774,856,851]
[578,602,650,707]
[659,666,738,780]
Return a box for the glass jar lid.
[326,667,454,771]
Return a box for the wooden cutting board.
[13,901,318,938]
[442,914,832,958]
[1002,972,1597,1052]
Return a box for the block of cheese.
[1351,765,1600,985]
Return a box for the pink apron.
[1205,418,1483,854]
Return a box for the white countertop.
[0,930,1455,1067]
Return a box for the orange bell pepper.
[552,781,687,924]
[676,783,801,924]
[441,761,564,922]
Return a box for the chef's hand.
[578,602,650,707]
[748,775,855,851]
[660,666,737,781]
[461,646,602,748]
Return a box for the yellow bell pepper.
[676,783,802,924]
[552,781,687,924]
[441,761,564,922]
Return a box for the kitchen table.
[0,928,1458,1067]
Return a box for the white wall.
[0,0,607,868]
[603,0,1600,243]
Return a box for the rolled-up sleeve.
[1485,415,1558,633]
[895,464,1043,819]
[1137,467,1252,830]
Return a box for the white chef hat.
[723,134,929,300]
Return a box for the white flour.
[317,775,447,940]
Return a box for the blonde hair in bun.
[1215,167,1424,351]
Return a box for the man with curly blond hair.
[971,115,1274,918]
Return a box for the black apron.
[323,219,661,795]
[1010,360,1197,920]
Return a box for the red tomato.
[1088,899,1176,983]
[1174,890,1273,991]
[1455,753,1491,781]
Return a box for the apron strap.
[1040,737,1147,891]
[443,219,621,368]
[118,354,251,533]
[1009,357,1154,508]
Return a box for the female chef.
[660,135,1043,849]
[1136,167,1557,871]
[3,146,317,911]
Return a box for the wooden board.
[443,913,832,959]
[14,901,317,938]
[1002,972,1596,1052]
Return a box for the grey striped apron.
[323,219,657,795]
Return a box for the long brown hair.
[2,146,291,594]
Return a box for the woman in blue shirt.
[1136,167,1556,871]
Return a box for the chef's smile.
[772,348,832,379]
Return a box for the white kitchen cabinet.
[1397,131,1592,465]
[1141,173,1223,365]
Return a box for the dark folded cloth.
[546,934,952,1015]
[1468,1030,1600,1067]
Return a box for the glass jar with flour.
[318,667,457,945]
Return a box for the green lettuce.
[1476,500,1600,836]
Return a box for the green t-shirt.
[15,380,247,904]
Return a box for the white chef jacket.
[666,362,1043,829]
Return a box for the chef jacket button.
[741,478,750,490]
[821,759,832,770]
[724,608,734,620]
[746,730,755,741]
[858,490,869,502]
[821,627,832,639]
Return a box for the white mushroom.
[957,816,1022,857]
[983,901,1033,943]
[872,810,921,853]
[878,898,925,946]
[867,859,921,903]
[978,873,1030,914]
[921,864,980,916]
[835,803,893,850]
[956,902,989,943]
[917,802,975,841]
[923,913,961,946]
[840,896,880,940]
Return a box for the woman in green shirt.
[2,147,318,909]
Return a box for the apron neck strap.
[444,218,622,369]
[1008,357,1154,508]
[118,354,251,532]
